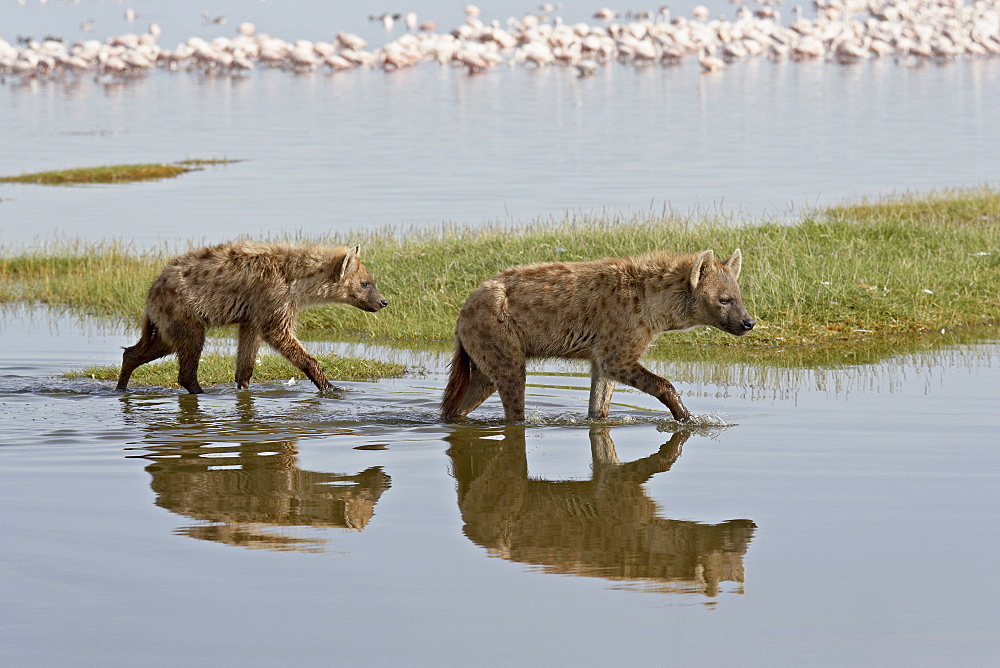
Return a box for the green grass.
[0,159,240,185]
[67,352,407,388]
[307,188,1000,347]
[2,188,998,368]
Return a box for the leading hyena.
[116,241,387,394]
[441,249,753,422]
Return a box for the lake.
[2,1,1000,665]
[1,306,998,665]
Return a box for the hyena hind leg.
[116,323,172,390]
[235,324,262,389]
[492,364,527,422]
[170,322,207,394]
[452,365,498,417]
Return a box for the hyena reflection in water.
[446,426,756,596]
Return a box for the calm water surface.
[1,307,998,665]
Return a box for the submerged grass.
[67,352,406,388]
[0,159,240,185]
[2,188,998,368]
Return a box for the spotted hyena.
[441,249,753,422]
[117,241,387,393]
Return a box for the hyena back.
[441,249,753,422]
[116,241,387,394]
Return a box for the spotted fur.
[117,241,387,393]
[442,249,753,422]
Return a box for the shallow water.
[1,307,998,665]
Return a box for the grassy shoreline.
[2,189,998,371]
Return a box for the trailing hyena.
[116,241,387,394]
[441,249,753,422]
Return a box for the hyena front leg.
[235,323,262,389]
[262,325,332,391]
[588,362,616,420]
[601,361,692,422]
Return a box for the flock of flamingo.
[2,1,999,82]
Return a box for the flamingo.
[3,0,1000,81]
[698,44,726,71]
[575,59,599,76]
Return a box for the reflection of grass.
[3,189,999,367]
[0,159,240,184]
[67,353,406,388]
[176,158,242,167]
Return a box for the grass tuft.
[68,352,407,388]
[0,158,241,185]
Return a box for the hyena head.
[688,249,755,336]
[329,245,388,313]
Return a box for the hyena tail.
[441,341,471,419]
[136,314,156,343]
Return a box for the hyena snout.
[361,287,388,312]
[729,306,755,335]
[716,301,755,336]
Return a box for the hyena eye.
[719,298,732,305]
[360,282,370,288]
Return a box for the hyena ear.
[338,245,361,281]
[723,248,742,278]
[689,250,715,290]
